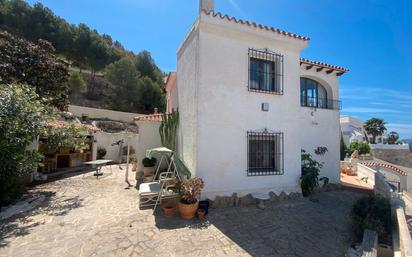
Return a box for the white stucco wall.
[195,22,305,199]
[94,131,138,162]
[68,105,143,123]
[135,121,162,171]
[177,23,200,175]
[299,68,341,184]
[177,12,343,199]
[340,116,365,145]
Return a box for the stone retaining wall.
[207,184,341,208]
[371,148,412,168]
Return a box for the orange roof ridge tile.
[300,57,349,72]
[202,10,309,41]
[134,113,163,122]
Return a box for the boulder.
[269,191,278,202]
[278,191,288,201]
[211,196,226,208]
[232,193,239,207]
[238,194,256,206]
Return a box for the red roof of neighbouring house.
[202,10,309,42]
[45,120,100,133]
[134,114,163,122]
[300,57,349,73]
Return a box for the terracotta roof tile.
[134,114,163,122]
[361,162,407,176]
[300,57,349,73]
[46,120,100,133]
[203,10,309,42]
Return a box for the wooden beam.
[300,62,303,66]
[336,72,344,76]
[306,65,313,70]
[326,69,334,74]
[316,67,324,72]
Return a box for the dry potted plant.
[177,177,204,219]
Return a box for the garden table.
[84,159,112,178]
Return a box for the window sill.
[248,88,283,95]
[300,105,340,111]
[247,170,284,176]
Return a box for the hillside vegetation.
[0,0,165,114]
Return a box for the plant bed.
[351,195,392,245]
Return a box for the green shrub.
[301,150,324,196]
[349,141,370,155]
[0,84,48,207]
[97,147,107,159]
[44,124,89,154]
[351,195,392,243]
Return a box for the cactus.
[159,109,179,151]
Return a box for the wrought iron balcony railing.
[300,96,341,110]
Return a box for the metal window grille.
[248,48,284,95]
[300,78,341,110]
[300,96,341,110]
[247,131,284,176]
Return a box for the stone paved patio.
[0,165,364,257]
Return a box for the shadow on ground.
[0,191,84,248]
[153,190,365,257]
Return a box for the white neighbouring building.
[171,0,348,199]
[340,115,397,146]
[340,116,367,146]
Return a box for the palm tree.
[363,118,386,144]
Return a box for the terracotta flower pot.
[178,201,199,219]
[163,205,175,218]
[143,166,155,176]
[197,209,206,221]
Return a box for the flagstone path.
[0,165,363,257]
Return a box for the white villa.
[163,0,349,199]
[340,115,393,146]
[340,116,367,146]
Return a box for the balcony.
[300,96,341,110]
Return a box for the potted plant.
[178,177,204,219]
[97,147,107,159]
[197,209,206,221]
[142,157,156,176]
[162,205,175,218]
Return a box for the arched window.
[300,78,328,109]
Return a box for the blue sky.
[27,0,412,138]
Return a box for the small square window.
[248,48,283,94]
